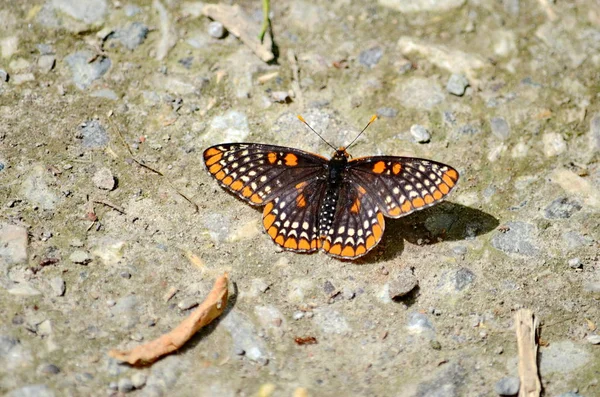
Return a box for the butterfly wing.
[203,143,328,206]
[347,156,459,218]
[321,180,385,259]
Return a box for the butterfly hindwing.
[203,143,327,205]
[347,156,459,218]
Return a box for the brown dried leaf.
[108,273,229,366]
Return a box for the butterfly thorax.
[318,149,349,238]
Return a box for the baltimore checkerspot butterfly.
[203,115,459,259]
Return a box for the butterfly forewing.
[347,156,459,218]
[203,143,327,205]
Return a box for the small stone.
[12,73,35,85]
[131,373,147,389]
[590,114,600,151]
[118,378,134,393]
[251,278,270,295]
[542,132,567,157]
[64,51,111,90]
[495,346,504,355]
[410,124,431,143]
[453,245,467,255]
[38,363,61,375]
[491,221,538,256]
[90,89,119,100]
[376,107,398,118]
[120,271,131,279]
[37,55,56,73]
[177,298,198,310]
[0,223,28,268]
[108,382,118,390]
[313,308,350,334]
[271,91,291,103]
[69,250,91,265]
[359,46,383,68]
[342,287,355,300]
[494,376,520,396]
[587,335,600,345]
[75,372,94,382]
[234,347,245,355]
[1,36,19,58]
[544,197,582,219]
[70,238,84,247]
[78,119,109,148]
[446,73,469,96]
[7,283,41,296]
[396,77,445,110]
[92,167,116,190]
[323,280,336,295]
[292,312,305,320]
[568,258,582,269]
[406,312,435,336]
[115,22,149,50]
[0,69,8,82]
[389,267,418,299]
[49,277,65,296]
[490,117,510,140]
[208,21,226,38]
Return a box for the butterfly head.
[333,147,351,160]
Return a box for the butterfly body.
[203,143,459,259]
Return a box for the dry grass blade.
[515,309,542,397]
[108,273,229,366]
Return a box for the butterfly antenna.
[297,115,337,151]
[345,114,377,150]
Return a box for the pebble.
[271,91,291,103]
[78,119,109,149]
[379,0,465,12]
[540,340,591,374]
[221,311,269,363]
[586,335,600,345]
[406,312,435,335]
[358,46,383,68]
[206,110,250,143]
[69,250,91,265]
[254,305,286,332]
[0,223,28,268]
[110,295,141,329]
[494,377,520,396]
[490,117,510,140]
[590,113,600,151]
[48,0,107,25]
[396,77,445,110]
[7,283,42,296]
[544,197,582,219]
[90,89,119,100]
[208,21,226,38]
[115,22,149,50]
[202,213,233,243]
[376,108,398,118]
[75,372,93,383]
[37,55,56,73]
[118,377,135,393]
[92,167,116,190]
[1,36,19,58]
[293,312,305,320]
[313,308,350,334]
[177,298,198,310]
[542,132,567,157]
[37,363,61,375]
[64,51,111,90]
[131,373,147,388]
[410,124,431,143]
[491,221,538,256]
[446,73,469,96]
[12,73,35,85]
[568,258,582,269]
[0,69,8,82]
[389,267,418,299]
[6,385,55,397]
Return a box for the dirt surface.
[0,0,599,396]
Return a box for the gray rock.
[110,295,141,329]
[0,69,8,82]
[457,124,480,136]
[491,221,538,256]
[494,377,519,396]
[37,363,61,375]
[202,213,232,243]
[221,311,269,363]
[78,119,109,148]
[6,385,55,397]
[568,258,582,269]
[490,117,510,140]
[0,334,19,356]
[562,231,593,249]
[177,298,198,310]
[0,223,28,268]
[586,335,600,345]
[376,108,398,118]
[206,111,250,143]
[410,124,431,143]
[47,0,107,24]
[69,250,91,264]
[542,132,567,157]
[7,283,42,296]
[115,22,149,50]
[90,88,119,100]
[11,73,36,85]
[254,305,286,332]
[131,372,147,388]
[271,91,291,103]
[446,73,469,96]
[389,267,418,299]
[379,0,465,12]
[37,55,56,73]
[313,308,350,334]
[64,51,111,90]
[118,378,134,393]
[540,340,591,374]
[21,166,60,210]
[397,78,445,110]
[208,21,226,38]
[92,167,116,190]
[415,363,465,397]
[544,197,582,219]
[590,113,600,151]
[406,312,435,335]
[359,46,383,68]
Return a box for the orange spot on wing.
[284,153,298,166]
[329,243,342,255]
[268,152,277,164]
[341,246,355,257]
[401,201,412,213]
[312,239,320,249]
[372,224,383,241]
[204,148,221,157]
[350,198,361,214]
[242,186,253,197]
[372,161,386,174]
[296,194,307,208]
[446,169,458,180]
[433,190,443,200]
[275,235,285,245]
[357,185,367,194]
[322,240,331,251]
[424,194,434,204]
[250,194,263,204]
[268,226,278,238]
[377,212,384,224]
[439,183,450,194]
[264,202,274,213]
[392,163,402,174]
[205,153,222,166]
[295,181,308,189]
[209,164,222,174]
[388,207,401,216]
[365,235,376,249]
[442,174,455,187]
[222,176,233,186]
[215,171,225,180]
[355,245,366,256]
[298,239,311,250]
[284,238,298,249]
[230,180,243,191]
[263,214,276,229]
[412,197,425,208]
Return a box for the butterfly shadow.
[358,202,499,264]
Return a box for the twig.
[258,0,271,42]
[515,309,542,397]
[93,199,125,214]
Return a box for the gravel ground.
[1,0,599,396]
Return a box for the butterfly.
[203,115,459,259]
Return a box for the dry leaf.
[109,273,229,366]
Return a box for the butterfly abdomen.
[318,154,348,237]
